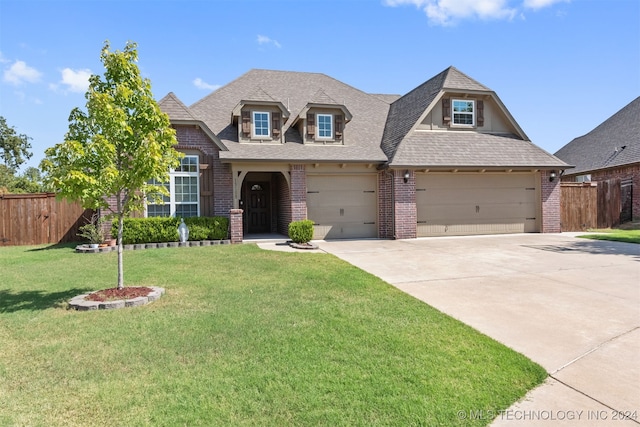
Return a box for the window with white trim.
[317,114,333,139]
[147,155,200,217]
[253,111,270,137]
[452,99,475,126]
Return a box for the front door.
[245,182,270,233]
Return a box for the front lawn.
[0,243,546,426]
[578,229,640,244]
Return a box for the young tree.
[0,116,33,170]
[41,40,181,289]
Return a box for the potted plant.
[78,212,105,249]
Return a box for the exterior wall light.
[549,171,557,182]
[403,170,410,183]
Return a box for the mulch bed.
[85,286,155,302]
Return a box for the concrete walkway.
[312,233,640,426]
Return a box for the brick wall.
[591,163,640,219]
[229,209,243,243]
[277,173,291,235]
[378,171,393,238]
[174,125,233,216]
[541,170,561,233]
[393,169,417,239]
[290,164,307,221]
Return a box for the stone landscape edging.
[76,240,231,253]
[69,286,166,311]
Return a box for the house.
[155,66,569,241]
[555,96,640,220]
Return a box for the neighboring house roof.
[382,66,567,168]
[188,69,391,163]
[554,96,640,175]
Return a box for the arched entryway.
[240,172,291,236]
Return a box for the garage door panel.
[416,173,539,237]
[307,191,375,208]
[307,175,377,239]
[313,223,377,240]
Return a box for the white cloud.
[3,60,42,85]
[257,35,282,49]
[59,68,92,93]
[385,0,567,25]
[0,51,10,64]
[523,0,569,10]
[193,78,220,91]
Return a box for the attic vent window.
[452,99,475,126]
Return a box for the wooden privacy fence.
[560,179,624,231]
[0,193,92,246]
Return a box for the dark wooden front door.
[246,182,270,233]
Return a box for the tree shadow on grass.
[0,288,93,313]
[26,242,80,252]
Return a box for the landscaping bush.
[288,219,314,243]
[112,216,229,244]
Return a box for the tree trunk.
[117,213,124,289]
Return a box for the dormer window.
[452,99,475,126]
[317,114,333,139]
[253,111,270,137]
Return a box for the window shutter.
[241,111,251,136]
[271,111,281,139]
[335,114,344,139]
[307,113,315,136]
[477,100,484,127]
[442,98,451,125]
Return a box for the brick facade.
[229,209,243,243]
[377,171,394,239]
[290,164,307,222]
[393,169,417,239]
[376,169,417,239]
[174,125,233,216]
[541,170,561,233]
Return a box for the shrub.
[112,216,229,244]
[288,220,314,244]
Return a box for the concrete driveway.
[318,233,640,426]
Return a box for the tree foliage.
[0,116,33,170]
[41,40,181,289]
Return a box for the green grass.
[0,243,546,426]
[578,229,640,244]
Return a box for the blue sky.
[1,0,638,171]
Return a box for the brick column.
[229,209,244,243]
[290,164,307,221]
[393,169,417,239]
[541,171,561,233]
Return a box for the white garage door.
[307,174,377,239]
[416,173,539,237]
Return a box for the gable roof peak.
[243,86,277,102]
[158,92,196,121]
[310,88,340,105]
[441,66,492,92]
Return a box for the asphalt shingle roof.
[554,96,640,175]
[160,66,568,169]
[188,69,390,162]
[158,92,196,121]
[383,66,567,168]
[392,132,567,168]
